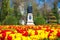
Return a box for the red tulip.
[48,33,51,38]
[45,26,50,29]
[1,30,14,40]
[1,30,11,33]
[0,26,2,30]
[33,26,41,30]
[1,30,14,34]
[35,30,38,35]
[7,35,12,40]
[1,33,6,40]
[22,31,28,36]
[0,37,5,40]
[50,29,54,33]
[17,29,23,33]
[45,29,50,32]
[57,32,60,37]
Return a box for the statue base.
[26,13,34,25]
[27,22,34,25]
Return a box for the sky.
[35,0,60,8]
[10,0,60,8]
[10,0,13,7]
[58,2,60,8]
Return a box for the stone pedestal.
[27,13,34,25]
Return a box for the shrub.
[34,17,46,25]
[2,15,18,25]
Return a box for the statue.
[26,3,34,25]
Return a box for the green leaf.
[57,38,60,40]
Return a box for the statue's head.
[27,3,32,13]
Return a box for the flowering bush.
[0,25,60,40]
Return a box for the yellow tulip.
[22,36,28,40]
[14,30,17,33]
[44,32,49,38]
[37,30,44,34]
[14,37,21,40]
[15,33,22,37]
[30,30,35,36]
[5,32,12,39]
[0,34,2,37]
[30,35,40,40]
[10,34,15,40]
[49,35,56,39]
[49,33,56,39]
[28,29,33,34]
[52,30,57,35]
[6,32,11,35]
[34,35,40,40]
[27,37,32,40]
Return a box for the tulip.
[35,30,38,35]
[50,29,54,33]
[7,35,12,40]
[16,29,23,33]
[28,37,32,40]
[57,32,60,37]
[48,33,52,38]
[14,38,21,40]
[22,31,28,36]
[28,29,33,34]
[15,33,22,37]
[44,32,49,38]
[9,34,15,40]
[2,32,6,38]
[22,36,28,40]
[49,35,56,39]
[30,30,35,36]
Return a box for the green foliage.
[52,1,59,23]
[34,17,46,25]
[34,13,46,25]
[0,22,1,25]
[9,8,14,15]
[17,13,22,20]
[57,38,60,40]
[13,4,19,18]
[13,4,22,24]
[2,15,18,25]
[0,0,10,22]
[44,38,49,40]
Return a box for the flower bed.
[0,25,60,40]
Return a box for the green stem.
[57,37,60,40]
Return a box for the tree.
[13,0,28,24]
[34,13,46,25]
[0,0,10,22]
[52,0,59,23]
[2,15,18,25]
[31,0,40,19]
